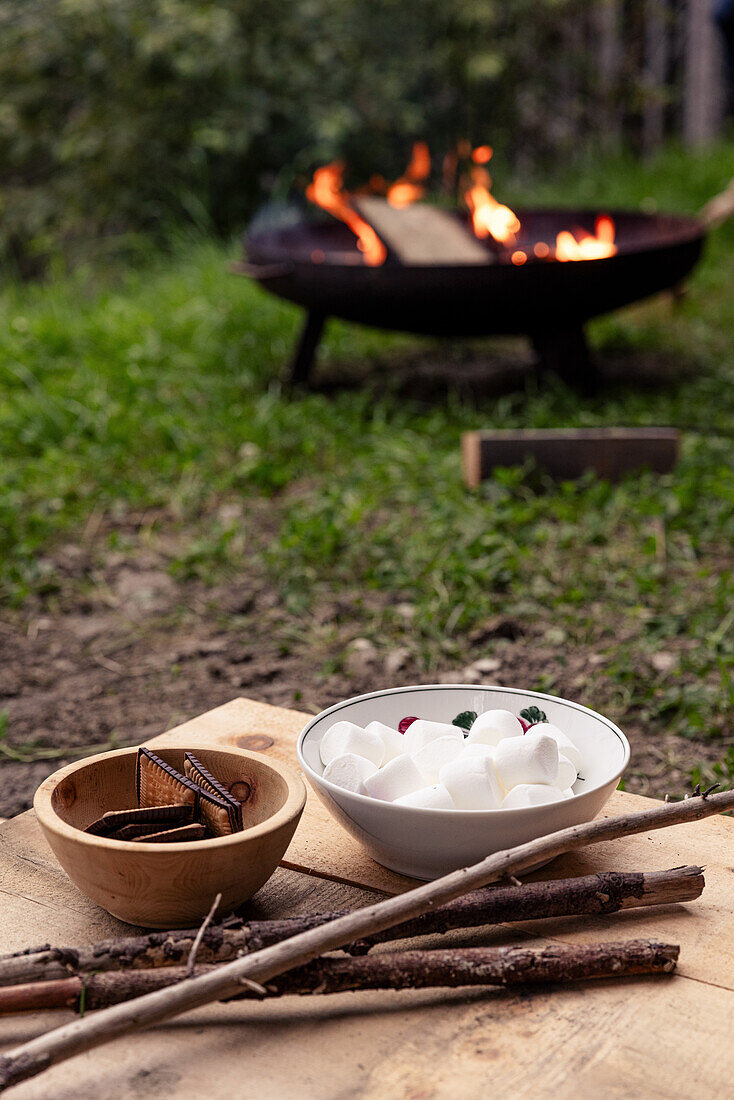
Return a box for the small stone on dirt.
[384,647,411,676]
[470,657,502,674]
[345,638,379,678]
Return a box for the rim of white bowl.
[297,683,631,814]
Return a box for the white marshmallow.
[363,754,425,802]
[557,753,577,790]
[531,723,582,771]
[412,736,464,783]
[323,753,378,794]
[561,787,575,799]
[467,708,523,747]
[439,755,504,810]
[462,742,496,759]
[494,731,559,789]
[319,721,385,768]
[403,719,464,755]
[364,721,405,764]
[394,784,455,809]
[502,783,567,809]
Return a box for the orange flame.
[304,143,617,269]
[387,141,431,208]
[465,166,520,245]
[306,162,387,266]
[555,215,616,261]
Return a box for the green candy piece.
[452,710,477,732]
[519,705,547,726]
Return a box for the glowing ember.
[306,162,387,266]
[472,144,493,165]
[387,142,431,208]
[555,215,617,261]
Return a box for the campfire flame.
[465,164,521,245]
[305,162,387,266]
[387,141,431,208]
[305,143,617,266]
[555,215,616,261]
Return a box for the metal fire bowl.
[244,209,705,337]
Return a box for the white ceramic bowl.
[298,684,630,880]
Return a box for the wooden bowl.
[34,745,306,928]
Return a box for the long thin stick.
[1,788,731,1092]
[0,866,703,987]
[0,940,679,1014]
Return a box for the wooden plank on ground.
[353,197,490,264]
[461,427,680,487]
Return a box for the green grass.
[1,142,734,750]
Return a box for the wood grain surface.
[0,697,732,1099]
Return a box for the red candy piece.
[398,716,418,734]
[517,716,532,732]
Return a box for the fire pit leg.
[289,311,326,387]
[531,327,599,392]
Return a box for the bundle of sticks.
[0,865,703,1014]
[0,786,730,1092]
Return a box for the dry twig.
[185,893,221,978]
[0,941,679,1014]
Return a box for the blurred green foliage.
[0,0,636,271]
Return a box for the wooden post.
[642,0,670,153]
[683,0,725,145]
[594,0,624,151]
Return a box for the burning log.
[0,867,703,987]
[0,941,679,1015]
[352,197,491,265]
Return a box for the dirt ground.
[0,535,716,819]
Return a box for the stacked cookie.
[84,749,246,841]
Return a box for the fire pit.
[235,146,706,387]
